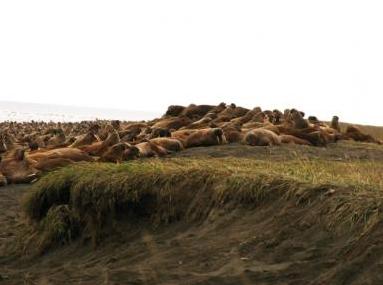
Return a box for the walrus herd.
[0,103,381,186]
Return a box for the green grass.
[22,156,383,253]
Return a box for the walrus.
[243,128,281,146]
[120,123,148,134]
[263,110,275,123]
[277,126,327,147]
[220,123,243,143]
[242,121,266,130]
[150,137,184,152]
[33,134,51,148]
[249,111,268,124]
[28,147,94,163]
[0,170,7,187]
[78,141,103,155]
[119,125,145,142]
[28,141,39,151]
[0,149,39,184]
[164,105,186,117]
[47,129,66,147]
[331,116,341,132]
[70,132,99,148]
[184,128,226,148]
[111,120,121,130]
[212,115,232,124]
[171,129,198,143]
[95,130,121,156]
[218,104,249,120]
[203,112,218,120]
[343,126,381,144]
[122,144,140,160]
[149,127,172,139]
[280,135,312,145]
[180,104,215,119]
[98,124,115,141]
[33,157,75,172]
[283,109,293,127]
[308,116,331,128]
[98,143,128,163]
[0,135,7,153]
[230,109,260,125]
[135,141,169,157]
[209,102,227,114]
[308,116,320,125]
[152,116,192,130]
[272,109,284,124]
[182,117,213,130]
[290,109,309,129]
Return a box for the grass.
[21,154,383,253]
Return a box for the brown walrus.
[152,116,192,130]
[243,129,281,146]
[280,134,312,145]
[135,141,169,157]
[0,149,39,184]
[122,144,140,160]
[180,104,215,119]
[331,116,341,132]
[70,132,99,148]
[184,128,226,148]
[0,134,8,153]
[343,126,381,144]
[28,147,94,163]
[150,137,184,152]
[290,109,309,129]
[33,157,75,172]
[0,171,7,187]
[98,143,128,163]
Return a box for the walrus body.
[0,172,7,186]
[344,126,381,144]
[135,142,169,157]
[184,128,225,148]
[280,134,311,145]
[33,157,74,172]
[150,137,184,152]
[98,143,127,163]
[0,149,39,184]
[28,147,94,163]
[244,129,281,146]
[70,132,99,148]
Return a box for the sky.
[0,1,383,125]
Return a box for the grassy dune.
[1,140,382,284]
[22,154,383,253]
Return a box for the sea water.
[0,101,160,122]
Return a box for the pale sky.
[1,1,383,125]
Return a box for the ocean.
[0,101,160,122]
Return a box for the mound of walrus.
[0,103,381,186]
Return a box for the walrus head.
[123,145,140,160]
[29,141,39,151]
[111,120,121,130]
[308,116,320,124]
